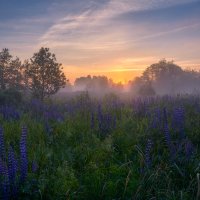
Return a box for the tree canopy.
[74,75,109,91]
[131,59,200,95]
[0,48,23,90]
[28,47,66,100]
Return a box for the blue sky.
[0,0,200,82]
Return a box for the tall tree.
[6,57,23,90]
[28,47,66,100]
[0,48,12,90]
[131,59,186,95]
[142,59,183,83]
[0,48,23,90]
[21,60,31,95]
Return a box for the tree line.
[1,46,199,103]
[0,47,66,102]
[74,75,123,93]
[73,60,200,96]
[130,59,200,96]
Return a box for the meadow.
[0,93,200,199]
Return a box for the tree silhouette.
[142,59,183,83]
[74,75,109,91]
[0,48,23,90]
[28,47,66,100]
[131,59,187,95]
[7,57,23,90]
[0,48,12,90]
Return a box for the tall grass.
[0,94,200,199]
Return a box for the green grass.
[1,95,200,199]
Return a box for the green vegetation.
[0,94,200,199]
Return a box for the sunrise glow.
[0,0,200,83]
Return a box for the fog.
[56,60,200,100]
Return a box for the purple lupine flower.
[172,107,185,139]
[20,126,28,183]
[148,109,161,130]
[0,158,7,175]
[8,145,18,198]
[8,145,18,182]
[163,122,172,149]
[32,161,38,173]
[163,108,175,159]
[163,121,176,160]
[145,139,153,168]
[1,162,10,200]
[0,106,20,121]
[0,126,6,162]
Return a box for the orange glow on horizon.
[62,59,200,85]
[63,68,143,84]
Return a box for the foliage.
[28,47,66,100]
[74,75,109,91]
[0,94,200,199]
[0,49,23,90]
[0,48,67,100]
[131,59,200,95]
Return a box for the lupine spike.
[163,108,176,159]
[173,107,185,139]
[145,139,153,168]
[1,164,10,200]
[32,161,38,173]
[20,126,28,183]
[8,145,18,197]
[0,126,6,162]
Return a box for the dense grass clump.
[0,94,200,199]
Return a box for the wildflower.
[163,108,175,159]
[0,126,6,161]
[8,145,18,197]
[20,126,28,183]
[145,139,153,168]
[32,161,38,173]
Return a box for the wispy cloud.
[40,0,198,47]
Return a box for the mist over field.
[0,0,200,199]
[56,59,200,100]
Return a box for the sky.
[0,0,200,83]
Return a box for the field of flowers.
[0,93,200,199]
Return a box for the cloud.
[39,0,199,50]
[1,0,199,77]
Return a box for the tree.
[132,59,185,95]
[21,60,31,96]
[74,75,109,91]
[0,48,23,90]
[28,47,66,100]
[74,75,92,90]
[0,48,12,90]
[6,57,23,90]
[142,59,183,83]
